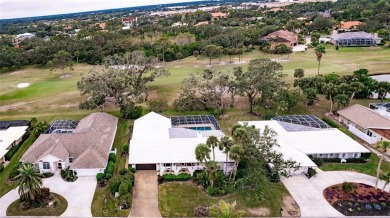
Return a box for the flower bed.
[323,183,390,216]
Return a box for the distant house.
[369,102,390,119]
[330,31,382,46]
[171,22,188,27]
[337,21,363,31]
[260,30,298,49]
[122,17,138,30]
[0,121,29,163]
[211,12,229,20]
[129,112,234,176]
[12,33,35,46]
[194,21,209,26]
[338,104,390,144]
[21,113,118,176]
[240,116,369,175]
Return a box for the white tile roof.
[0,126,28,159]
[132,112,171,140]
[238,120,369,167]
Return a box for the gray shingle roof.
[21,113,118,169]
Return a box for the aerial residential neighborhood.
[0,0,390,217]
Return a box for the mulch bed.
[323,183,390,216]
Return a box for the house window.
[43,162,50,169]
[69,157,74,163]
[319,154,323,157]
[342,153,346,158]
[367,130,373,137]
[354,153,358,158]
[330,154,333,157]
[163,163,171,167]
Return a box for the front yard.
[159,180,290,217]
[321,153,390,177]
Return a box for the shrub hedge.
[0,164,4,173]
[322,117,340,128]
[96,173,105,181]
[109,153,116,163]
[162,173,191,181]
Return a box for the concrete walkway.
[129,170,161,217]
[282,170,387,217]
[0,172,96,217]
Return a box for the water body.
[0,0,204,20]
[371,74,390,99]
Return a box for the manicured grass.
[6,192,68,216]
[321,153,390,177]
[0,134,37,198]
[1,46,389,120]
[159,181,290,217]
[91,118,131,217]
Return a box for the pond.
[371,74,390,99]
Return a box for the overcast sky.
[0,0,202,19]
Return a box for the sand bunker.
[17,83,30,88]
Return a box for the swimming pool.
[187,126,212,131]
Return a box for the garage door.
[136,164,156,170]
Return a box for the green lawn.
[91,118,131,217]
[0,134,37,198]
[159,181,290,217]
[6,192,67,216]
[1,46,389,120]
[321,153,390,177]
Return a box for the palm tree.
[379,171,390,192]
[15,162,44,202]
[229,144,244,181]
[209,200,246,218]
[376,141,390,189]
[195,143,211,163]
[218,136,234,173]
[205,161,220,187]
[314,44,326,75]
[206,136,219,161]
[323,83,337,114]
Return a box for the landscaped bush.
[322,117,340,128]
[309,155,324,167]
[42,172,54,178]
[60,167,77,182]
[9,162,22,181]
[96,173,105,181]
[105,161,115,175]
[361,153,371,159]
[120,102,143,119]
[322,158,367,163]
[109,177,121,195]
[162,173,191,181]
[307,167,317,178]
[129,168,136,173]
[207,186,217,196]
[119,168,128,175]
[109,153,116,163]
[105,173,112,180]
[0,164,4,173]
[147,99,168,112]
[342,182,357,194]
[122,144,129,154]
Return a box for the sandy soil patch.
[281,196,301,217]
[247,207,270,216]
[17,83,30,88]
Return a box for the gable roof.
[338,104,390,129]
[21,113,118,169]
[132,112,171,140]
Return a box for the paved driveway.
[0,172,96,217]
[282,169,387,217]
[129,170,161,217]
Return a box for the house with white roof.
[12,33,35,46]
[239,116,370,175]
[129,112,234,176]
[338,104,390,144]
[0,125,29,163]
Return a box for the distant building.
[194,21,209,26]
[122,17,138,30]
[260,30,298,49]
[337,21,363,31]
[171,22,188,27]
[330,31,382,46]
[12,33,35,46]
[211,12,229,20]
[369,102,390,119]
[338,104,390,144]
[0,121,29,163]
